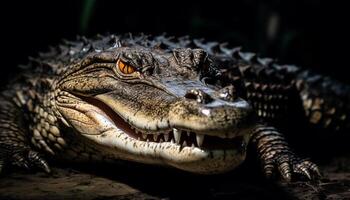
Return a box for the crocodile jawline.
[80,95,243,150]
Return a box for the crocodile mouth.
[81,95,245,150]
[57,91,251,174]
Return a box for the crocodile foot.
[261,151,321,181]
[252,125,321,181]
[1,149,51,174]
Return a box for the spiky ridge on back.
[18,34,280,72]
[24,33,301,84]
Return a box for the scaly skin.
[1,34,344,181]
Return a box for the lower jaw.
[83,128,249,174]
[167,147,247,174]
[161,136,249,174]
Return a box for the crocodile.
[0,34,347,181]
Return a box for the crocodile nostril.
[218,85,236,101]
[184,89,212,104]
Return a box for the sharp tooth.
[142,133,147,140]
[159,138,164,142]
[173,128,180,144]
[183,141,187,147]
[191,143,195,148]
[164,134,169,141]
[187,132,190,137]
[171,138,174,143]
[196,134,204,147]
[153,134,158,141]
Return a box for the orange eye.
[117,59,136,74]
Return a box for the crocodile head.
[54,40,254,174]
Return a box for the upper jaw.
[167,98,253,137]
[93,91,253,141]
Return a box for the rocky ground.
[0,154,349,200]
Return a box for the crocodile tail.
[296,70,350,132]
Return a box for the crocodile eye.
[117,59,136,74]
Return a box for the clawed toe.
[293,159,321,180]
[10,149,51,174]
[27,151,51,173]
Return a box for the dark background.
[0,0,323,85]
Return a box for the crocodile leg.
[251,124,320,181]
[0,96,50,173]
